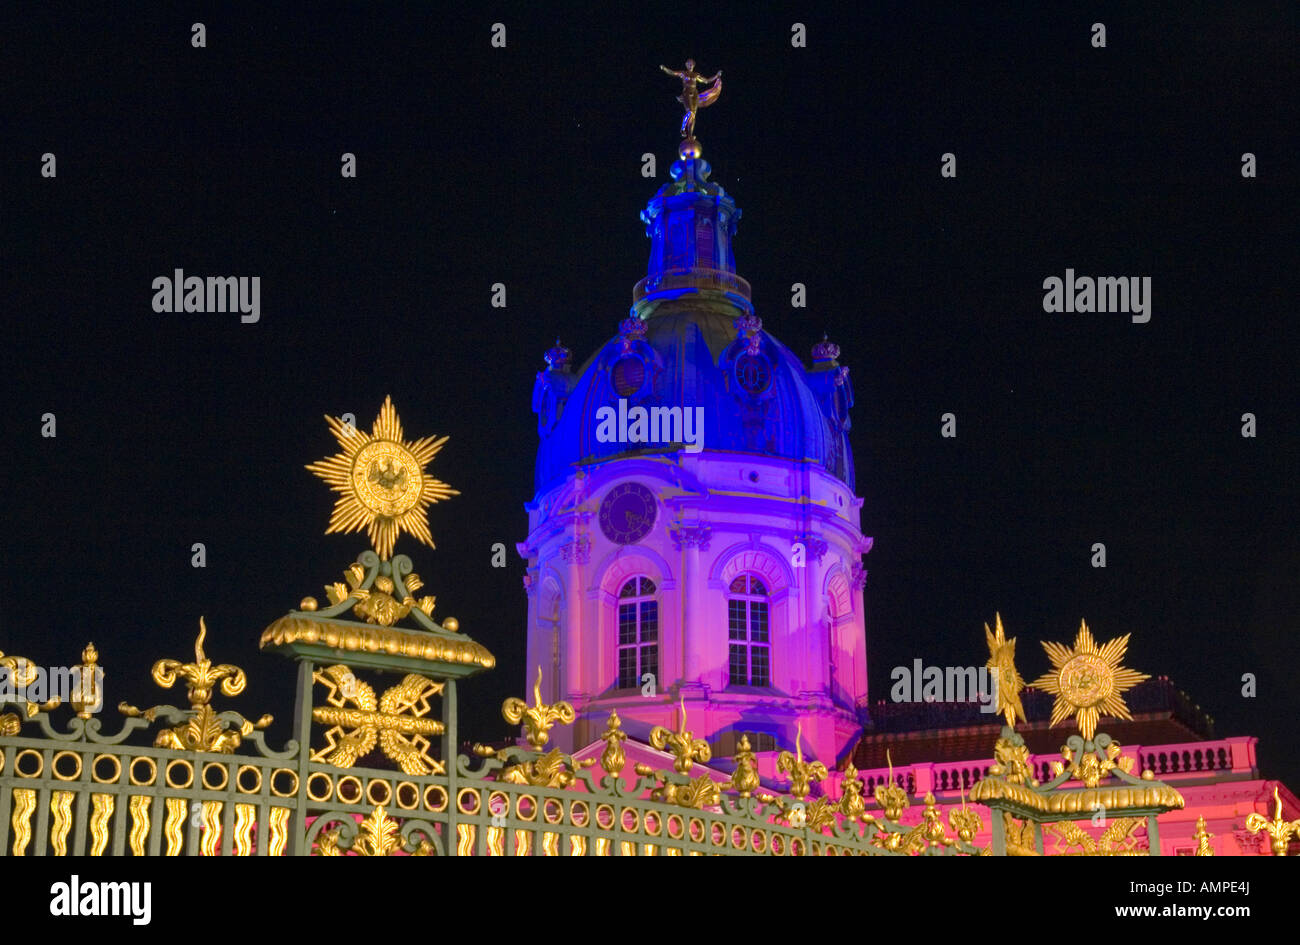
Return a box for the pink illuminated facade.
[517,129,1299,854]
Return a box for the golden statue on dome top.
[659,59,722,144]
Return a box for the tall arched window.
[728,575,770,686]
[617,576,658,689]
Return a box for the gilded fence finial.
[1246,786,1300,856]
[1193,816,1215,856]
[600,710,627,778]
[119,618,272,753]
[777,722,828,800]
[502,666,575,751]
[70,643,102,720]
[873,748,910,821]
[838,761,869,822]
[948,782,983,844]
[722,734,761,798]
[649,696,711,775]
[903,792,953,853]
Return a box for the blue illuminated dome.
[531,148,855,493]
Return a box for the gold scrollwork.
[316,805,429,856]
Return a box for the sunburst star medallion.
[984,613,1026,728]
[1031,620,1149,741]
[305,397,459,560]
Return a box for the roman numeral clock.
[598,481,657,545]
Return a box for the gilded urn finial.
[600,710,628,778]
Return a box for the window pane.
[640,601,657,640]
[729,575,747,593]
[729,644,747,685]
[640,576,656,595]
[751,645,770,687]
[750,578,766,596]
[728,600,746,638]
[618,647,637,688]
[619,579,638,598]
[641,645,657,679]
[751,601,768,641]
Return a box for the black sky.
[5,3,1298,787]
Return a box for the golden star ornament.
[306,397,458,560]
[984,613,1026,728]
[1031,620,1149,741]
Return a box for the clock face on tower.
[598,481,657,545]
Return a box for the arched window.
[617,576,658,689]
[728,575,770,686]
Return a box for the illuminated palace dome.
[521,84,872,771]
[531,149,854,495]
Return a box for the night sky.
[6,4,1298,788]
